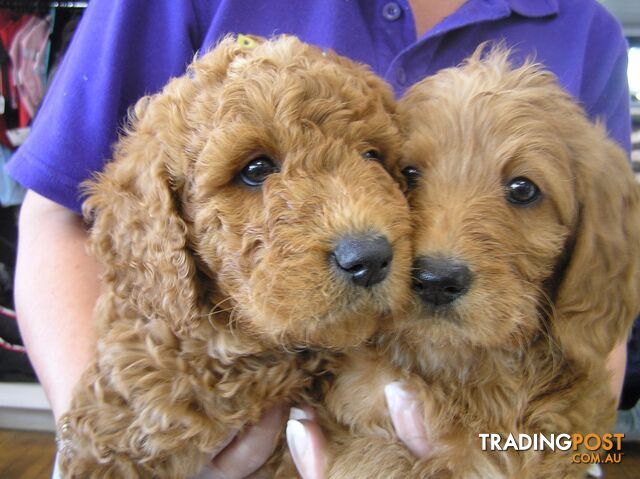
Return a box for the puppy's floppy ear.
[81,36,253,334]
[552,121,640,359]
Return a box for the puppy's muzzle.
[412,257,472,307]
[332,234,393,287]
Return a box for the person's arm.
[10,3,217,416]
[17,191,286,479]
[15,191,101,420]
[608,340,627,403]
[16,190,287,477]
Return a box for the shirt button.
[382,2,402,21]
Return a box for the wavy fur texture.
[319,47,640,479]
[57,35,412,478]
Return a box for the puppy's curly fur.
[57,35,412,478]
[321,48,640,478]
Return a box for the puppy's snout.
[333,234,393,287]
[412,257,472,306]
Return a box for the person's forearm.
[607,339,627,405]
[15,191,101,420]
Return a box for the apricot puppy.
[57,35,411,478]
[323,48,640,479]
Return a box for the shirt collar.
[505,0,559,18]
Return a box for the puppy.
[322,48,640,478]
[57,35,412,478]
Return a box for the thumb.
[384,381,432,459]
[286,407,330,479]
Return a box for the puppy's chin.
[393,293,541,352]
[242,305,386,350]
[288,309,386,349]
[234,282,409,349]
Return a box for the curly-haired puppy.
[321,48,640,478]
[56,35,412,478]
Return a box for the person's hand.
[285,406,328,479]
[286,382,430,479]
[193,404,286,479]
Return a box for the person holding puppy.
[7,1,632,478]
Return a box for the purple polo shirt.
[6,0,631,213]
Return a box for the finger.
[190,429,239,479]
[384,381,432,459]
[210,428,241,462]
[200,404,286,479]
[241,470,272,479]
[289,405,318,422]
[286,416,329,479]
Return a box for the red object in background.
[0,305,37,382]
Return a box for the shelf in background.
[0,382,55,432]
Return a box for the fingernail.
[384,381,418,421]
[286,419,311,477]
[384,381,412,406]
[289,407,313,421]
[586,464,603,478]
[384,382,432,458]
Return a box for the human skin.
[15,192,288,478]
[13,0,628,476]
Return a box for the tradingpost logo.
[479,433,624,464]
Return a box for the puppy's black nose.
[333,235,393,287]
[412,257,472,306]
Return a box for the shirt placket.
[369,0,416,79]
[384,0,513,95]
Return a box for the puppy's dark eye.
[240,156,279,187]
[401,166,421,191]
[506,177,541,205]
[362,149,384,163]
